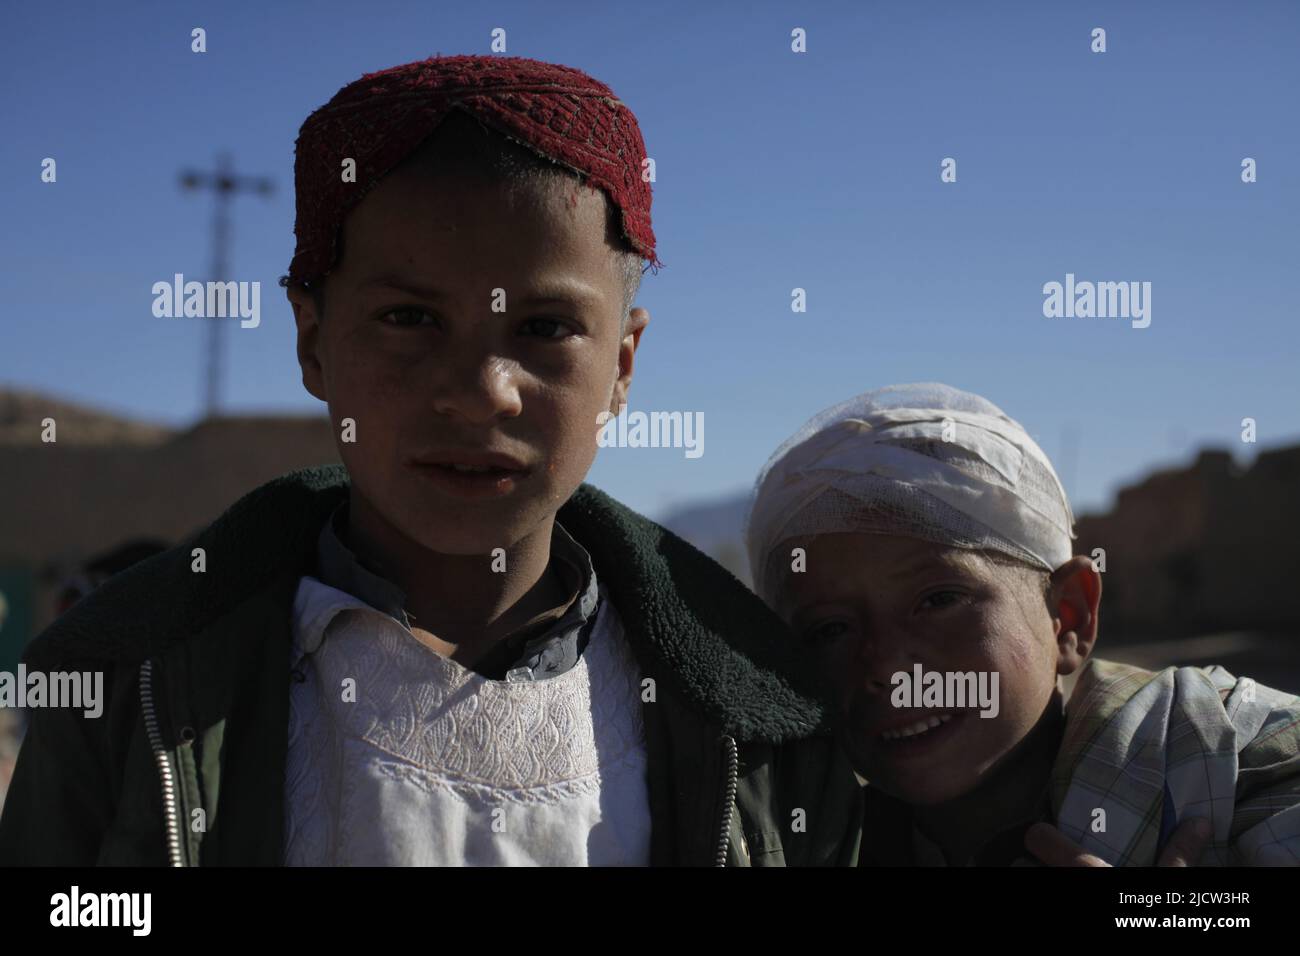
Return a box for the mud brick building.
[0,388,338,666]
[1074,446,1300,642]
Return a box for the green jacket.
[0,465,863,866]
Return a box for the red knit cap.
[287,55,660,286]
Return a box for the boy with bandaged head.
[746,383,1300,866]
[0,56,861,866]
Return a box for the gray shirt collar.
[313,500,600,682]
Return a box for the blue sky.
[3,0,1297,521]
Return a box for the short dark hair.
[281,108,644,325]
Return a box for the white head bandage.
[745,383,1075,603]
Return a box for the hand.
[1024,816,1212,867]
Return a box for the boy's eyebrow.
[783,553,979,619]
[358,274,602,307]
[519,278,603,307]
[358,275,449,299]
[884,551,972,580]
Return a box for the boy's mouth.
[869,711,967,758]
[406,452,531,499]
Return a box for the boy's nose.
[853,626,914,695]
[430,353,523,424]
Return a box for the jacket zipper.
[714,735,738,867]
[139,659,187,867]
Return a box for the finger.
[1156,817,1212,867]
[1024,822,1110,867]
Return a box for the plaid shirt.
[1051,658,1300,866]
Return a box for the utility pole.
[179,154,273,418]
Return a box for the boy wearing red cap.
[0,56,861,866]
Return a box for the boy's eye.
[380,307,437,328]
[918,590,966,612]
[520,317,574,339]
[804,620,850,647]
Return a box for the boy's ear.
[609,307,650,415]
[286,285,327,403]
[1049,556,1102,676]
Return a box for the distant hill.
[0,387,173,446]
[658,491,752,585]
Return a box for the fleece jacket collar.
[26,464,834,742]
